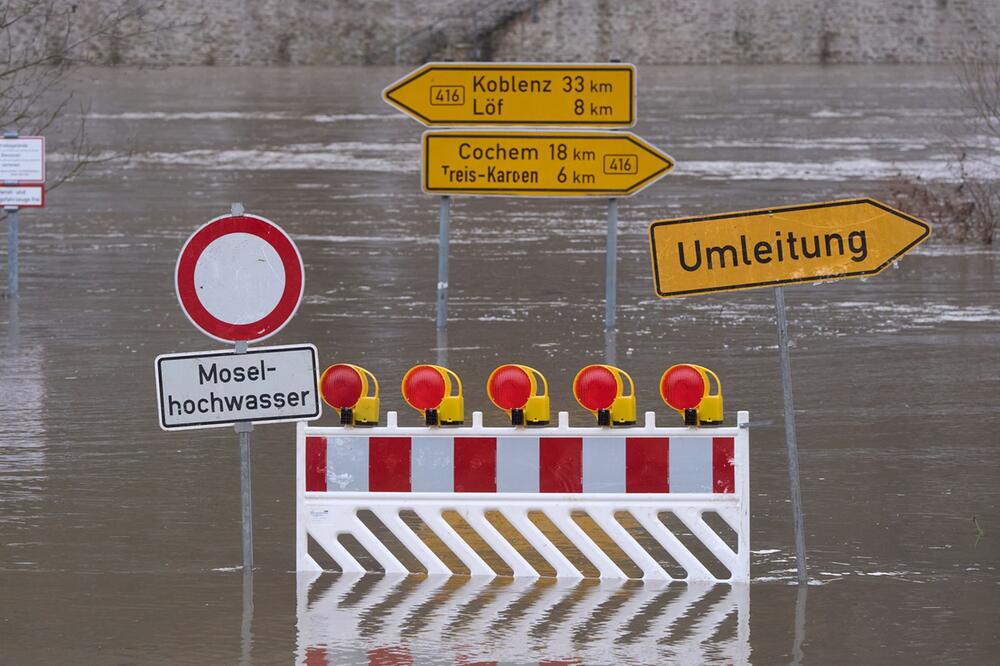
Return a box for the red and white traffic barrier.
[297,410,750,583]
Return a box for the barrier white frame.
[297,410,750,583]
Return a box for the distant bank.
[60,0,1000,65]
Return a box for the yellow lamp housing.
[523,366,551,426]
[487,364,550,426]
[608,367,637,426]
[437,366,465,426]
[691,365,723,426]
[350,366,380,426]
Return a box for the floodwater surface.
[1,65,998,664]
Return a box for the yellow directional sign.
[383,62,635,127]
[648,198,931,298]
[423,130,673,197]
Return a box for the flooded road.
[1,65,998,663]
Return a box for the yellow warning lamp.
[572,364,637,427]
[487,364,550,426]
[319,364,380,426]
[401,364,464,426]
[660,364,724,426]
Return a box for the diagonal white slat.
[632,509,715,582]
[307,524,366,574]
[372,507,453,576]
[672,507,739,577]
[545,508,629,580]
[414,507,496,577]
[588,508,672,581]
[299,553,323,573]
[716,505,742,534]
[348,516,409,575]
[498,507,584,579]
[462,510,538,578]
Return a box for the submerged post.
[5,128,19,298]
[5,206,16,298]
[774,286,807,583]
[437,196,451,329]
[605,197,618,330]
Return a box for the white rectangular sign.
[155,344,321,430]
[0,184,44,208]
[0,137,45,182]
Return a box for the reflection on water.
[296,573,749,665]
[0,299,47,544]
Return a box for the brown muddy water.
[1,65,998,664]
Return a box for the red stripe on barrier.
[305,436,327,492]
[539,437,583,493]
[625,437,669,493]
[454,437,497,492]
[712,437,735,493]
[370,437,411,492]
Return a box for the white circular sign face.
[175,214,304,344]
[193,232,286,325]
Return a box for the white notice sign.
[155,344,321,430]
[0,137,45,182]
[0,185,43,208]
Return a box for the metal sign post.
[437,196,450,329]
[5,204,16,297]
[233,338,254,571]
[605,198,618,330]
[774,286,807,583]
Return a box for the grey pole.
[436,195,451,329]
[230,201,254,573]
[5,206,17,298]
[436,326,448,368]
[604,198,618,330]
[774,286,807,584]
[5,128,20,299]
[234,338,254,572]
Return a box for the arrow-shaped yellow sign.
[648,198,931,297]
[383,62,635,127]
[423,130,673,197]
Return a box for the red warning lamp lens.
[402,365,446,410]
[662,365,705,410]
[574,365,619,411]
[320,364,363,409]
[488,365,532,410]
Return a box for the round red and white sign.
[175,213,304,343]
